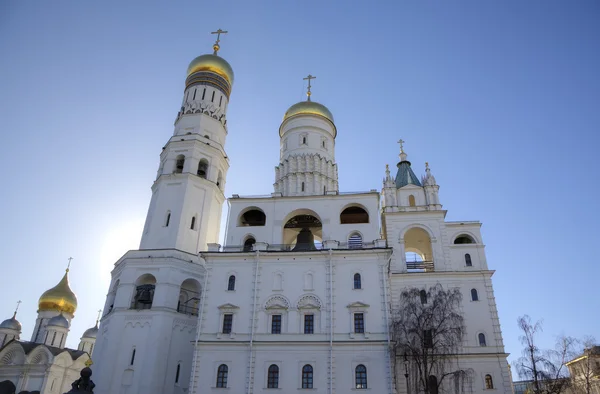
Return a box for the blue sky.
[1,1,598,368]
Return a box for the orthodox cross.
[14,300,22,316]
[211,29,228,54]
[67,256,73,272]
[96,309,102,324]
[303,74,316,101]
[397,139,405,153]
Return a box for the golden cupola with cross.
[38,268,78,314]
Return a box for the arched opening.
[267,364,279,388]
[197,159,208,179]
[227,275,236,291]
[283,212,323,251]
[428,375,439,394]
[420,289,428,304]
[301,182,305,192]
[408,195,416,207]
[465,253,472,267]
[355,364,367,389]
[131,274,156,310]
[174,155,185,174]
[105,279,120,315]
[238,208,266,227]
[243,237,256,252]
[485,374,494,389]
[348,233,363,249]
[404,227,434,272]
[216,364,228,388]
[353,273,361,289]
[340,206,369,224]
[479,333,487,346]
[454,234,476,244]
[302,364,313,389]
[471,288,479,301]
[178,279,201,316]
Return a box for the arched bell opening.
[131,274,157,310]
[404,227,434,272]
[177,278,201,316]
[283,213,323,251]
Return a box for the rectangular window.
[222,314,233,334]
[304,314,314,334]
[219,95,223,106]
[211,91,215,102]
[424,330,433,348]
[354,313,365,333]
[202,88,206,100]
[193,88,197,100]
[271,314,282,334]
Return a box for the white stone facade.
[92,49,511,394]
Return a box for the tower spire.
[211,28,228,55]
[303,74,316,101]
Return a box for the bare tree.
[514,315,576,394]
[569,336,599,394]
[390,283,471,394]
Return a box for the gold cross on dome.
[211,29,228,54]
[303,74,316,101]
[66,257,73,272]
[397,139,405,153]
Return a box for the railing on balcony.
[406,260,435,272]
[220,241,379,253]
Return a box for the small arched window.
[267,364,279,388]
[243,237,256,252]
[354,273,362,289]
[348,233,363,249]
[197,159,208,179]
[175,363,181,383]
[454,235,475,244]
[471,289,479,301]
[174,155,185,174]
[190,216,196,230]
[479,333,487,347]
[301,182,305,192]
[485,374,494,389]
[165,212,171,227]
[428,375,439,394]
[216,364,228,388]
[302,136,307,145]
[409,195,416,207]
[302,364,313,389]
[227,275,236,291]
[465,253,472,267]
[355,364,367,389]
[340,206,369,224]
[420,289,428,304]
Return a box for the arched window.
[267,364,279,388]
[190,216,196,230]
[479,333,487,347]
[175,363,181,383]
[355,364,367,389]
[227,275,236,291]
[353,273,362,289]
[174,155,185,174]
[485,374,494,389]
[165,212,171,227]
[302,364,313,389]
[301,182,305,192]
[216,364,228,388]
[420,289,428,304]
[348,233,363,249]
[239,209,266,226]
[340,206,369,224]
[465,253,472,267]
[302,136,307,144]
[409,195,416,207]
[243,237,256,252]
[471,288,479,301]
[454,234,475,244]
[428,375,439,394]
[197,159,208,179]
[131,274,156,310]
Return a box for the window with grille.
[355,364,367,389]
[222,314,233,334]
[304,314,314,334]
[271,315,282,334]
[353,273,361,289]
[216,364,228,388]
[465,253,472,266]
[485,374,494,389]
[348,233,363,249]
[471,289,479,301]
[227,275,235,291]
[302,365,313,388]
[267,364,279,388]
[354,313,365,333]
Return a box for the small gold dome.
[282,100,334,124]
[38,271,78,315]
[187,54,234,85]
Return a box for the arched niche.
[453,233,477,244]
[404,227,434,271]
[131,274,157,310]
[178,278,201,315]
[340,204,369,224]
[238,207,266,227]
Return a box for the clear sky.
[1,1,598,368]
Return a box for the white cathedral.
[88,34,509,394]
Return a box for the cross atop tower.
[397,139,405,153]
[66,256,73,272]
[303,74,316,101]
[96,309,102,325]
[211,29,228,55]
[14,300,21,317]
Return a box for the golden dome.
[187,54,234,85]
[38,271,78,315]
[282,100,334,124]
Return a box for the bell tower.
[139,29,234,254]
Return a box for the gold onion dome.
[38,271,78,314]
[187,54,234,85]
[282,100,334,124]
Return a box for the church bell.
[292,228,317,251]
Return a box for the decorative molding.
[265,295,289,310]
